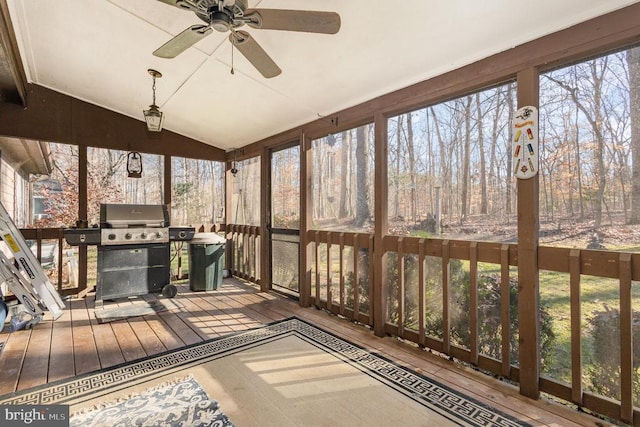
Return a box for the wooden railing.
[291,230,640,425]
[307,231,374,326]
[18,227,86,297]
[225,224,260,283]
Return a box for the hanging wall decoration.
[512,106,539,180]
[127,151,143,178]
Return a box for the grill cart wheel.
[162,284,178,298]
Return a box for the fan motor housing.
[209,10,233,32]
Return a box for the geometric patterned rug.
[0,317,530,427]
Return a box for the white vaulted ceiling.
[5,0,639,151]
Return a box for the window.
[171,157,225,226]
[540,47,640,251]
[388,82,517,240]
[311,123,375,232]
[230,156,260,226]
[86,148,163,225]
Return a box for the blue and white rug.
[69,376,232,427]
[0,317,530,427]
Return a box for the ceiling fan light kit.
[143,69,164,132]
[153,0,341,78]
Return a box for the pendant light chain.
[152,74,157,106]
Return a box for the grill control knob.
[108,233,116,240]
[156,231,163,238]
[140,232,147,239]
[125,233,132,240]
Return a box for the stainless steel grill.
[64,203,194,307]
[99,203,170,245]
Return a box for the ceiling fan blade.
[230,31,281,78]
[153,25,213,58]
[245,9,341,34]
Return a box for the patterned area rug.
[70,376,233,427]
[0,317,531,427]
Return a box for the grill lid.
[100,204,169,228]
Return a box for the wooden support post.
[299,133,312,307]
[374,113,389,337]
[164,154,172,217]
[78,145,88,292]
[260,146,270,292]
[224,156,233,274]
[517,67,540,399]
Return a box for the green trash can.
[189,233,226,291]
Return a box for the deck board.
[110,320,147,362]
[69,299,101,376]
[16,319,52,390]
[0,278,610,426]
[0,326,29,394]
[127,316,168,356]
[154,308,202,346]
[85,296,125,368]
[48,307,75,383]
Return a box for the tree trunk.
[338,131,350,219]
[393,116,401,218]
[629,46,640,224]
[461,97,471,224]
[355,126,371,227]
[506,83,514,215]
[590,60,607,229]
[476,92,488,214]
[406,113,417,223]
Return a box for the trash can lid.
[190,232,226,244]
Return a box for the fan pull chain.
[231,42,235,75]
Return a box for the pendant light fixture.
[230,149,239,177]
[127,151,143,178]
[143,69,163,132]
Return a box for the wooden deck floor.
[0,278,609,426]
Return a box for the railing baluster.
[569,249,583,405]
[619,252,633,424]
[470,241,479,366]
[339,232,345,316]
[315,231,320,305]
[398,237,405,338]
[353,233,360,319]
[500,244,511,377]
[442,239,451,355]
[327,232,332,308]
[418,238,426,347]
[56,228,64,292]
[368,234,374,326]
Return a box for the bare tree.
[355,125,371,226]
[629,46,640,224]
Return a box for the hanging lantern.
[230,149,239,177]
[127,151,143,178]
[143,69,164,132]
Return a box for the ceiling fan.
[153,0,341,78]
